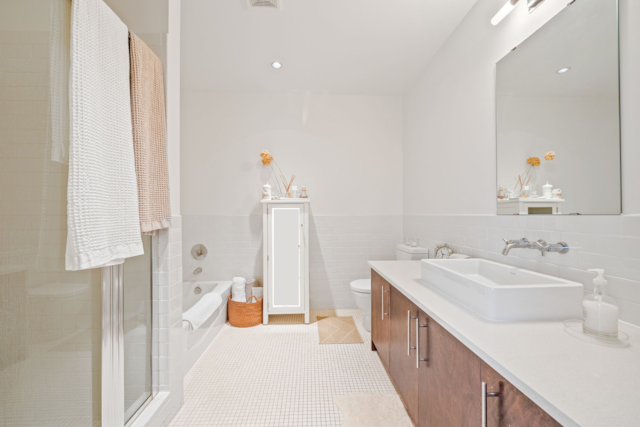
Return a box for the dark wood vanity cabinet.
[482,361,561,427]
[371,270,559,427]
[389,286,420,424]
[371,270,390,369]
[419,315,481,427]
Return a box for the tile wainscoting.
[182,215,402,310]
[403,215,640,326]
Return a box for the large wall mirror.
[496,0,620,215]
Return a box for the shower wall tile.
[403,214,640,326]
[182,215,402,310]
[156,215,184,395]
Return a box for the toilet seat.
[349,279,371,294]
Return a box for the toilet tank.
[396,244,429,260]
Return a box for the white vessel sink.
[421,259,583,321]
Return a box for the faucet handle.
[502,238,510,244]
[534,239,548,249]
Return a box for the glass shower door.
[0,7,103,425]
[123,235,154,422]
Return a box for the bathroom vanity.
[370,261,640,427]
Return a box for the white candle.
[583,300,619,336]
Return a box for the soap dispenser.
[582,269,619,337]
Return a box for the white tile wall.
[147,215,185,427]
[404,214,640,326]
[182,215,402,310]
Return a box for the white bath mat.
[334,393,413,427]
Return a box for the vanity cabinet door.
[481,361,561,427]
[389,286,419,424]
[418,316,481,427]
[371,270,390,369]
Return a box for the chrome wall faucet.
[502,238,569,257]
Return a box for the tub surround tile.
[182,215,402,310]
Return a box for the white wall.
[403,0,640,325]
[180,92,404,308]
[403,0,640,216]
[181,92,403,216]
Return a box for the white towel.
[232,277,247,302]
[450,254,471,259]
[183,293,223,332]
[66,0,143,271]
[49,0,71,164]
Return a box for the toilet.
[350,244,430,331]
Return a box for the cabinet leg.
[263,312,268,325]
[304,312,310,324]
[371,340,377,352]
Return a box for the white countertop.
[368,261,640,427]
[260,198,311,204]
[498,197,565,202]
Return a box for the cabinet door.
[371,270,390,369]
[390,286,419,424]
[268,204,304,313]
[419,316,481,427]
[481,361,561,427]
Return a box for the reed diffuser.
[260,150,295,197]
[513,152,555,196]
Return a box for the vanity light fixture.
[491,0,547,25]
[491,0,519,26]
[271,61,282,69]
[556,67,571,74]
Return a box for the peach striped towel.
[129,32,171,234]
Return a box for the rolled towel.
[183,292,223,331]
[252,287,264,300]
[245,278,257,300]
[232,277,247,302]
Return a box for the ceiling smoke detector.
[247,0,282,10]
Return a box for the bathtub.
[182,280,232,374]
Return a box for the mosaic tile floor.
[168,310,398,427]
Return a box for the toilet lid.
[350,279,371,294]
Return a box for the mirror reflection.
[496,0,620,215]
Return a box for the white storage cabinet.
[261,199,310,324]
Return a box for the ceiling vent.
[247,0,282,10]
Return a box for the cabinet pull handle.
[407,311,411,355]
[415,317,419,368]
[416,319,428,368]
[381,288,389,320]
[481,381,501,427]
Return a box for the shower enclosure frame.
[102,235,159,427]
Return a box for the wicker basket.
[228,295,263,327]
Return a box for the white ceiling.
[181,0,478,95]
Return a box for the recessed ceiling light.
[557,67,571,74]
[271,62,282,69]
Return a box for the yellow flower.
[527,157,541,167]
[260,150,273,166]
[544,151,555,161]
